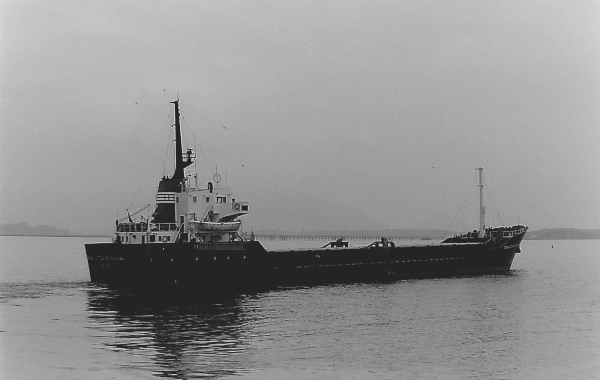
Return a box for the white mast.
[478,167,485,237]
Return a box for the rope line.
[484,176,504,226]
[180,103,232,131]
[180,114,215,176]
[447,178,476,234]
[118,204,152,222]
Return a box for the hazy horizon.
[1,1,599,233]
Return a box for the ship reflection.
[86,285,257,379]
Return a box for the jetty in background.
[244,234,433,242]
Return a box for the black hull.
[85,234,525,291]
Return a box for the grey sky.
[1,0,599,233]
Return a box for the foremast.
[478,167,485,238]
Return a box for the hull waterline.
[85,232,525,291]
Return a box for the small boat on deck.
[190,220,242,233]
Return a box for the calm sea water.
[0,236,599,379]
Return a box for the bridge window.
[217,196,226,204]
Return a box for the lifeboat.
[190,220,242,232]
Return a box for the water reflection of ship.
[86,286,254,378]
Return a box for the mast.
[152,100,193,224]
[477,167,485,237]
[171,100,185,180]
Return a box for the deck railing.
[116,223,147,232]
[149,223,179,231]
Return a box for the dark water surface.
[1,236,599,379]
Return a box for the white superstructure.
[113,100,249,245]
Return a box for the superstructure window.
[193,196,197,202]
[217,196,226,204]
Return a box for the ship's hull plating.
[85,234,525,291]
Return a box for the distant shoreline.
[2,222,598,240]
[0,234,112,238]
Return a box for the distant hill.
[0,222,71,236]
[524,228,600,240]
[254,228,600,241]
[2,220,598,241]
[240,187,388,232]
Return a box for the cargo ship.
[85,100,527,290]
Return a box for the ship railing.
[487,225,528,238]
[116,222,148,232]
[149,223,179,231]
[502,227,527,237]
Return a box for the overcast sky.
[1,0,599,233]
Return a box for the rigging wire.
[160,100,226,179]
[180,114,215,176]
[179,101,257,143]
[177,102,268,180]
[179,102,232,131]
[484,175,504,226]
[118,204,152,222]
[439,167,508,232]
[447,180,475,234]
